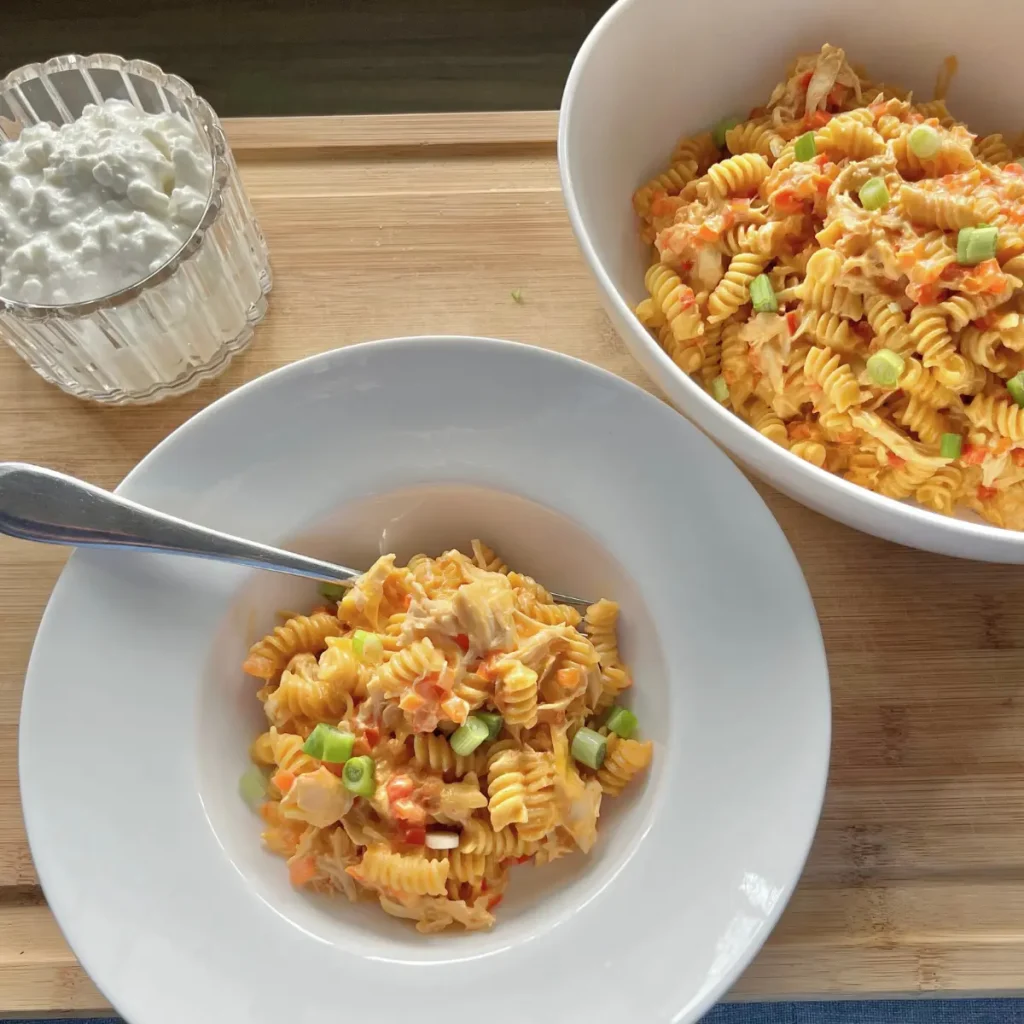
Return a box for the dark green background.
[2,0,611,115]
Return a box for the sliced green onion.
[711,375,730,403]
[239,765,269,810]
[473,711,504,741]
[866,349,905,387]
[957,226,999,265]
[858,177,890,211]
[511,288,524,304]
[794,130,817,162]
[450,716,490,756]
[908,124,941,159]
[750,273,778,313]
[303,722,355,763]
[940,433,963,458]
[342,755,376,797]
[571,727,608,770]
[1008,372,1024,409]
[966,227,999,268]
[351,629,384,665]
[712,116,740,148]
[605,706,639,739]
[318,582,348,601]
[956,227,972,264]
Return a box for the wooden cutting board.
[1,111,1023,1015]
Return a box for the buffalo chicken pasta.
[240,543,652,932]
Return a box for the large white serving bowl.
[20,338,829,1024]
[559,0,1024,562]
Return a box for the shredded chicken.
[452,576,517,654]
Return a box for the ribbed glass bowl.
[0,54,272,404]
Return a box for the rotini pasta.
[243,545,650,932]
[597,736,655,797]
[243,612,341,681]
[634,43,1024,528]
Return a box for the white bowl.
[20,338,829,1024]
[558,0,1024,562]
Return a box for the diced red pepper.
[1011,449,1024,467]
[363,726,380,749]
[393,798,427,825]
[1004,163,1024,177]
[321,761,344,777]
[977,485,998,501]
[786,311,800,335]
[799,70,814,89]
[454,633,470,652]
[962,443,988,466]
[772,188,807,214]
[887,452,906,469]
[487,894,504,910]
[906,281,942,306]
[965,259,1009,296]
[387,775,415,802]
[401,825,426,846]
[804,110,832,130]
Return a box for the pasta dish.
[634,44,1024,529]
[240,543,652,932]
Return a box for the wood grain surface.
[2,111,1024,1014]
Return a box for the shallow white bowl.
[558,0,1024,562]
[20,338,829,1024]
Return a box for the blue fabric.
[12,1004,1024,1024]
[703,1002,1024,1023]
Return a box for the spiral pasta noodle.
[352,845,449,897]
[725,119,784,160]
[412,733,486,780]
[708,251,770,323]
[706,152,771,197]
[804,346,862,413]
[266,654,359,723]
[243,612,342,681]
[458,817,538,858]
[965,394,1024,440]
[815,114,884,160]
[486,748,529,831]
[372,638,445,698]
[597,736,655,797]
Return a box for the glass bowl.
[0,54,272,404]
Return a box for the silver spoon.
[0,462,590,609]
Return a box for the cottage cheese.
[0,99,213,305]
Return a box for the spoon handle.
[0,462,360,585]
